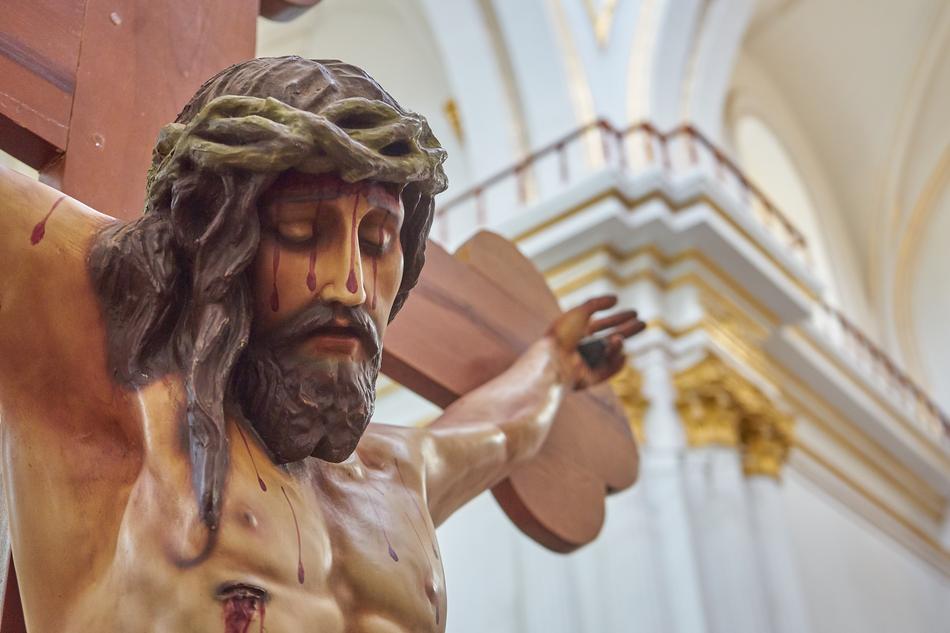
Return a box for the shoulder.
[357,423,431,485]
[358,423,429,462]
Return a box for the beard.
[232,303,382,464]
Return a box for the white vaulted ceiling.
[744,0,944,280]
[734,0,950,392]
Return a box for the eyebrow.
[270,193,402,222]
[364,185,401,215]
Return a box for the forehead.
[263,172,402,215]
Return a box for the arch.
[906,178,950,409]
[678,0,755,140]
[878,6,950,373]
[626,0,706,127]
[418,0,532,170]
[725,53,874,331]
[732,115,839,304]
[487,0,587,144]
[893,144,950,400]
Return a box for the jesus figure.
[0,56,642,632]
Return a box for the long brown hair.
[90,57,447,529]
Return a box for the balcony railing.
[435,119,950,442]
[813,299,950,438]
[436,120,808,266]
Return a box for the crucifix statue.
[0,56,641,631]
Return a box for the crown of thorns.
[147,93,447,199]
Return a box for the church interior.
[1,0,949,631]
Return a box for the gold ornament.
[610,365,647,442]
[675,355,795,478]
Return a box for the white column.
[683,446,771,633]
[639,348,709,633]
[747,476,813,633]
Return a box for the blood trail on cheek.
[346,193,360,294]
[307,205,320,292]
[30,195,67,245]
[370,224,383,310]
[307,243,318,292]
[270,244,281,312]
[280,486,305,584]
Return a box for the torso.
[3,376,445,633]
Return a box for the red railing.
[435,119,950,442]
[435,119,808,264]
[815,299,950,438]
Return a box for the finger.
[570,295,618,322]
[610,332,626,351]
[612,318,646,340]
[578,295,618,316]
[588,310,638,335]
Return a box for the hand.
[547,295,645,390]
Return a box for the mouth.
[301,324,363,356]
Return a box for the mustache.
[256,302,381,358]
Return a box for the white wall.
[783,469,950,633]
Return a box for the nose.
[317,234,366,307]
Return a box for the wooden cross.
[0,2,637,629]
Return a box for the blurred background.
[261,1,950,631]
[3,0,949,631]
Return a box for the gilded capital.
[674,357,741,447]
[674,356,795,477]
[740,410,795,479]
[610,365,647,443]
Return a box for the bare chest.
[99,427,445,633]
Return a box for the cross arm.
[381,233,639,552]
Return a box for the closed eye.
[276,220,314,245]
[359,222,394,257]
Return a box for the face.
[253,171,405,346]
[234,172,405,464]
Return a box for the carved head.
[91,57,447,527]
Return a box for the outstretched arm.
[0,166,115,399]
[421,296,643,526]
